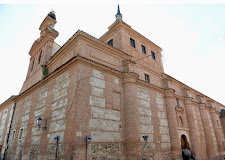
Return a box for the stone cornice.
[100,20,162,52]
[199,103,209,110]
[137,79,164,93]
[162,73,225,108]
[14,54,125,103]
[191,100,199,106]
[0,96,16,107]
[108,20,131,30]
[47,30,131,70]
[135,63,162,77]
[82,33,131,58]
[164,88,175,98]
[173,94,186,100]
[78,55,123,76]
[209,108,220,114]
[100,20,131,40]
[79,31,131,57]
[184,97,192,105]
[122,72,139,84]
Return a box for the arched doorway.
[180,134,189,150]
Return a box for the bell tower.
[20,11,59,93]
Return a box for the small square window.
[141,45,146,54]
[145,74,150,83]
[151,51,156,59]
[108,39,113,47]
[19,128,23,140]
[130,38,135,48]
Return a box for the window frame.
[151,51,156,60]
[130,38,135,48]
[18,128,24,140]
[141,45,146,54]
[144,74,150,83]
[108,39,113,47]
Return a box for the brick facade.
[0,9,225,160]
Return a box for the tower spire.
[115,4,122,20]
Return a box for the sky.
[0,3,225,105]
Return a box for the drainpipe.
[3,101,16,160]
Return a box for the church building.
[0,6,225,160]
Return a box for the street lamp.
[86,136,92,160]
[142,135,148,160]
[37,117,47,130]
[54,136,59,160]
[37,117,42,127]
[142,135,148,142]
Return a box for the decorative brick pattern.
[0,108,8,142]
[156,92,171,151]
[89,69,122,158]
[91,155,121,160]
[47,71,69,158]
[207,111,219,156]
[88,143,122,155]
[137,85,155,156]
[29,87,48,158]
[192,107,201,142]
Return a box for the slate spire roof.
[115,5,122,20]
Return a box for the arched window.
[38,51,42,64]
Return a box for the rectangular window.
[108,39,113,47]
[151,51,156,59]
[176,99,181,108]
[18,128,23,140]
[12,130,16,141]
[145,74,150,83]
[141,45,146,54]
[130,38,135,48]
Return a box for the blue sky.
[0,4,225,105]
